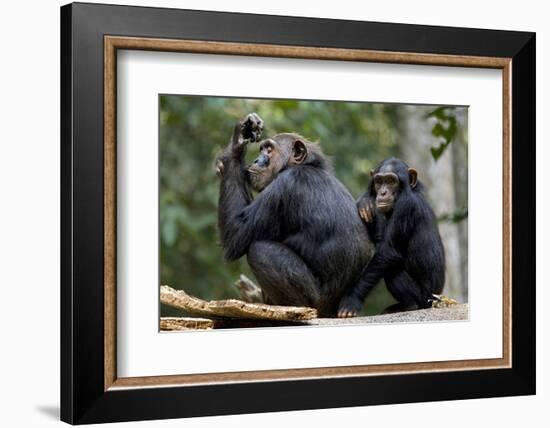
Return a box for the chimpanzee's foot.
[337,294,364,318]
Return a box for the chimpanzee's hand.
[357,196,375,224]
[240,112,264,143]
[337,294,363,318]
[230,113,264,159]
[215,157,225,177]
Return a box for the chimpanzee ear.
[408,168,418,189]
[291,140,308,165]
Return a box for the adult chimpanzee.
[338,157,445,317]
[215,113,371,317]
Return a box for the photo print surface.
[159,95,468,331]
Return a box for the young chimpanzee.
[215,113,372,317]
[338,157,445,317]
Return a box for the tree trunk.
[397,106,468,302]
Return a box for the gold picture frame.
[104,36,511,391]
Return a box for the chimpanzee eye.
[386,175,398,185]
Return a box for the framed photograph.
[60,2,535,424]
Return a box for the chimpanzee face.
[373,172,400,213]
[247,134,307,192]
[370,158,418,214]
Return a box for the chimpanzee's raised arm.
[216,112,264,176]
[217,113,283,261]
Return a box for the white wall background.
[0,1,545,427]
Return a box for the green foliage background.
[160,96,463,316]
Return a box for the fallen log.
[160,304,469,331]
[160,285,317,321]
[160,317,214,331]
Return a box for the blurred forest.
[160,96,468,317]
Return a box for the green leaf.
[431,123,445,138]
[426,106,447,120]
[428,107,458,161]
[430,144,446,160]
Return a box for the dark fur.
[217,114,372,316]
[339,157,445,315]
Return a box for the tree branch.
[160,285,318,321]
[160,317,214,331]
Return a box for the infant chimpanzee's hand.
[357,196,375,224]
